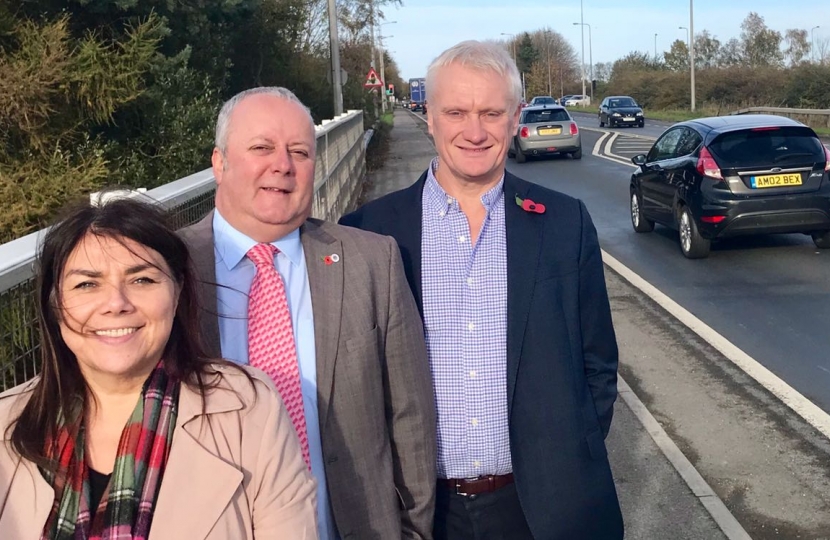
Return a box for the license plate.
[538,128,561,135]
[750,173,803,188]
[623,117,635,121]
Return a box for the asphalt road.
[505,118,830,414]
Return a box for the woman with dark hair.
[0,198,317,539]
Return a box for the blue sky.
[381,0,830,80]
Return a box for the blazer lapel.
[504,173,544,413]
[151,381,244,539]
[183,211,222,358]
[387,173,426,316]
[300,219,343,432]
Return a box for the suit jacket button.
[327,455,338,463]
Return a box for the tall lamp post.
[500,32,516,64]
[544,30,553,97]
[377,21,397,113]
[654,33,659,61]
[812,26,821,63]
[679,26,689,55]
[573,22,592,103]
[690,0,696,111]
[327,0,343,115]
[579,0,586,99]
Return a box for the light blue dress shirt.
[212,210,336,540]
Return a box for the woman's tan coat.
[0,364,318,539]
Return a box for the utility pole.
[378,33,393,113]
[369,0,379,118]
[812,26,820,63]
[690,0,696,111]
[327,0,343,115]
[654,33,658,61]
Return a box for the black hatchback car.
[629,115,830,258]
[599,96,644,128]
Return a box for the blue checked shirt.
[421,159,512,479]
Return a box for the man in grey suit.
[181,87,436,539]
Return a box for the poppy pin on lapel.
[323,253,340,265]
[515,195,546,214]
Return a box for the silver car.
[509,105,582,163]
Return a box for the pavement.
[360,109,738,539]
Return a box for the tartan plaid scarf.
[40,363,180,540]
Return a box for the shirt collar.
[424,158,505,216]
[212,210,303,271]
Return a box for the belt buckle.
[455,476,480,497]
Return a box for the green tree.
[516,32,538,75]
[0,13,163,241]
[664,39,690,71]
[718,38,744,67]
[694,30,721,69]
[783,28,810,66]
[740,12,783,67]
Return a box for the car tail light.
[751,126,780,132]
[520,126,529,138]
[569,123,579,136]
[701,215,727,224]
[824,145,830,172]
[697,146,723,181]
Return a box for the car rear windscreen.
[522,109,570,123]
[709,127,825,168]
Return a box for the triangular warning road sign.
[363,67,384,88]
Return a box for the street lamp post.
[573,22,592,103]
[579,0,586,99]
[654,33,659,61]
[327,0,343,115]
[500,32,516,64]
[812,26,821,63]
[690,0,696,111]
[544,30,552,96]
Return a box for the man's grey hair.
[425,40,522,107]
[214,86,315,153]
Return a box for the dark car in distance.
[629,115,830,258]
[529,96,557,106]
[599,96,644,128]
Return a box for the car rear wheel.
[630,190,654,233]
[514,140,527,163]
[678,206,710,259]
[811,230,830,248]
[571,147,582,160]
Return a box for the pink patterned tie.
[247,243,310,468]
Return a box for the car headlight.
[612,112,621,117]
[636,112,643,116]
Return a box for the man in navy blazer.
[340,40,623,539]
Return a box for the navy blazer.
[340,170,623,540]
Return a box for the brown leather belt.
[439,474,514,496]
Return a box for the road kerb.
[604,250,830,442]
[618,376,752,540]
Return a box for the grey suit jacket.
[181,213,436,540]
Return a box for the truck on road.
[409,78,426,112]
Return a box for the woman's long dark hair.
[8,196,238,470]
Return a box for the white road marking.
[818,365,830,376]
[603,250,830,441]
[618,377,752,540]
